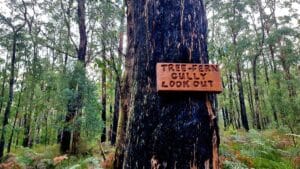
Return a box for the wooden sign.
[156,63,222,92]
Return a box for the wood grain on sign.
[156,63,222,92]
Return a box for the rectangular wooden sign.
[156,63,222,92]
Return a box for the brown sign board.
[156,63,222,93]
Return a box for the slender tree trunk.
[262,55,269,84]
[221,79,229,129]
[121,0,219,168]
[7,81,23,153]
[265,19,280,125]
[232,20,249,130]
[114,3,130,168]
[63,0,73,73]
[111,6,125,146]
[111,79,120,145]
[227,73,235,128]
[15,119,22,148]
[23,89,34,147]
[246,72,255,128]
[0,33,18,159]
[236,62,249,131]
[101,43,107,143]
[60,0,87,154]
[0,65,7,115]
[252,58,262,130]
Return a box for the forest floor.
[0,128,299,169]
[219,128,300,169]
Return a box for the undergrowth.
[220,128,299,169]
[2,128,299,168]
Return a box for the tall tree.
[60,0,87,154]
[100,39,107,143]
[0,13,25,159]
[120,0,219,168]
[227,0,249,131]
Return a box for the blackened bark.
[231,13,249,131]
[77,0,87,63]
[122,0,219,168]
[222,107,229,129]
[0,32,19,159]
[236,62,249,131]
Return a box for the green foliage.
[220,129,296,169]
[61,63,102,139]
[223,160,248,169]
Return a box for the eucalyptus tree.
[220,0,250,131]
[0,0,26,159]
[60,0,87,154]
[265,0,300,140]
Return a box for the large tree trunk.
[121,1,219,168]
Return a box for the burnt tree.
[0,16,25,159]
[121,0,219,168]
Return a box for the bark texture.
[122,0,219,168]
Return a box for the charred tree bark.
[77,0,87,63]
[236,60,249,131]
[0,25,24,158]
[121,1,219,168]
